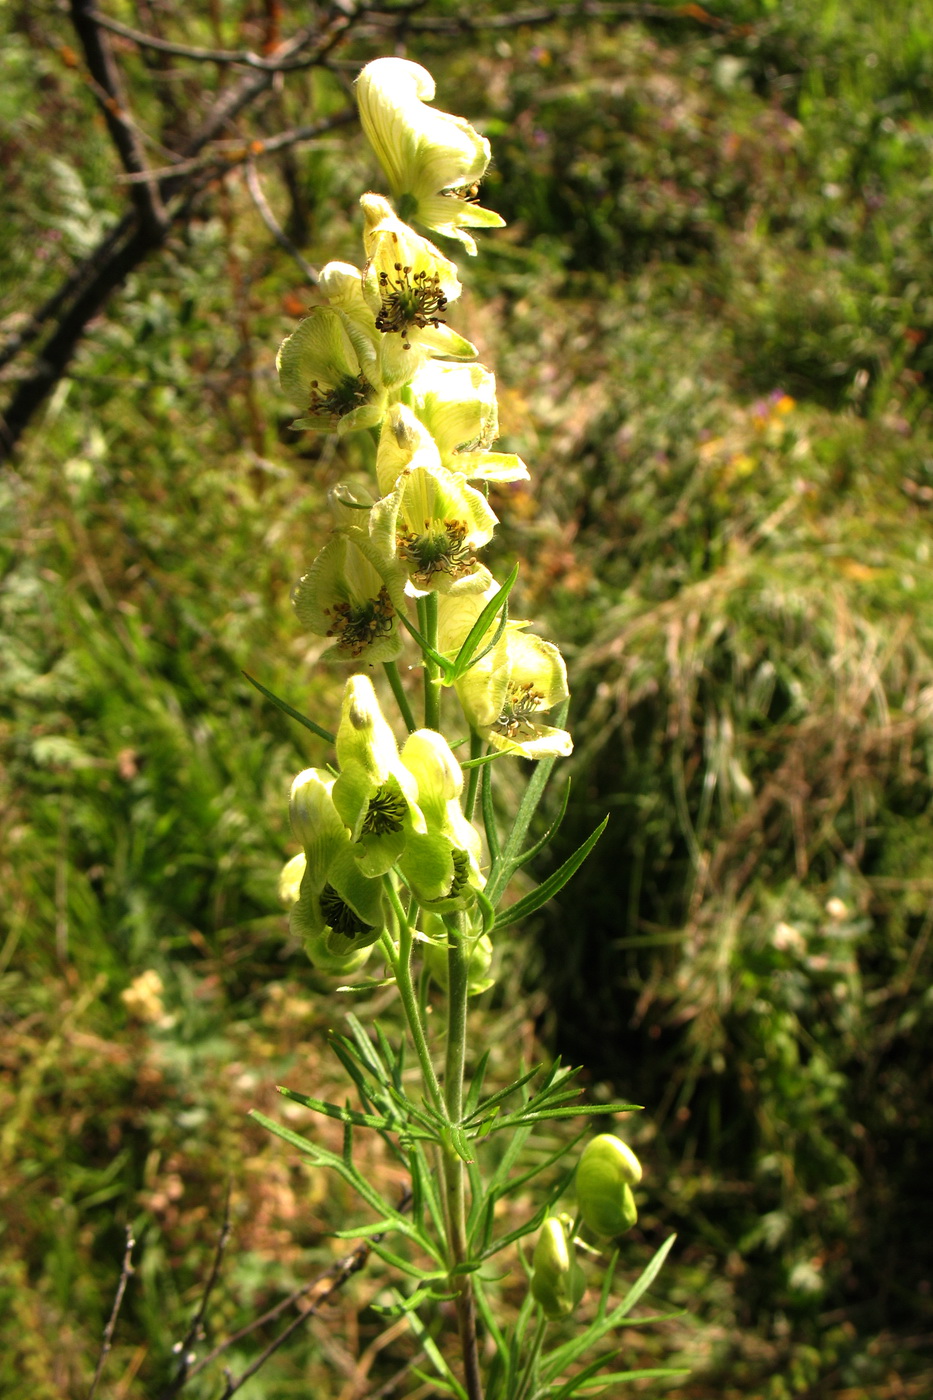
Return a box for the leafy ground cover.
[3,1,933,1396]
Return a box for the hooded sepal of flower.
[361,196,477,371]
[287,768,386,973]
[408,361,529,485]
[292,532,406,664]
[276,306,385,435]
[355,57,505,256]
[420,911,494,994]
[531,1215,587,1319]
[370,459,497,597]
[397,729,484,910]
[439,590,573,758]
[332,675,427,878]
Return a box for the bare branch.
[0,5,362,457]
[69,0,168,235]
[114,109,356,187]
[0,212,134,375]
[86,6,359,72]
[157,1187,233,1400]
[87,1226,136,1400]
[245,160,319,284]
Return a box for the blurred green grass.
[3,1,933,1396]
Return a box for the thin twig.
[87,1226,136,1400]
[245,160,318,283]
[215,1241,375,1399]
[182,1187,412,1391]
[115,110,355,187]
[157,1185,233,1400]
[374,0,737,33]
[86,6,364,72]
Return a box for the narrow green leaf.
[242,671,335,744]
[332,1217,402,1240]
[275,1087,389,1132]
[486,697,570,903]
[491,817,609,931]
[474,886,496,936]
[399,612,451,675]
[367,1241,436,1279]
[462,1050,491,1121]
[336,976,397,993]
[513,777,572,868]
[481,757,500,862]
[602,1232,678,1327]
[447,562,518,680]
[491,1101,641,1130]
[396,1294,469,1400]
[462,1063,542,1125]
[545,1346,625,1400]
[460,749,505,771]
[547,1365,687,1399]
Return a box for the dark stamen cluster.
[375,262,448,349]
[397,519,476,585]
[319,884,375,937]
[447,847,471,898]
[307,373,371,422]
[324,587,395,657]
[494,682,544,740]
[362,782,407,835]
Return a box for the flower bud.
[422,916,493,995]
[530,1216,586,1319]
[575,1134,641,1238]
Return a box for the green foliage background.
[2,1,933,1396]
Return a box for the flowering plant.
[253,57,678,1399]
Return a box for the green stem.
[463,729,483,821]
[514,1312,548,1400]
[383,660,417,733]
[443,914,483,1400]
[383,878,443,1115]
[422,590,442,731]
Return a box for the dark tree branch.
[69,0,168,236]
[0,4,363,460]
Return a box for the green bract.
[287,768,386,974]
[531,1216,587,1320]
[421,914,494,995]
[355,57,505,255]
[332,675,427,878]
